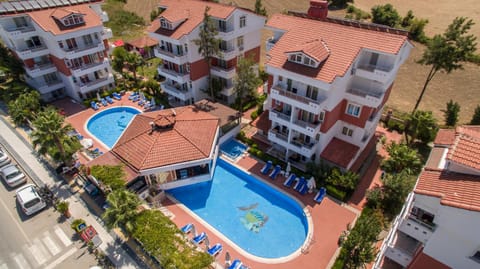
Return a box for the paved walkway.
[0,115,139,269]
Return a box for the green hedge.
[326,184,347,201]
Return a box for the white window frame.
[346,103,361,117]
[318,111,325,122]
[237,36,244,50]
[240,16,246,28]
[342,126,353,137]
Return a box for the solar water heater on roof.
[69,0,78,4]
[44,0,56,7]
[20,1,34,11]
[11,2,26,11]
[0,5,7,14]
[3,2,17,12]
[28,1,41,9]
[37,0,49,8]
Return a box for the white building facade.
[0,0,114,102]
[264,1,412,171]
[148,0,265,105]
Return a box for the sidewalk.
[0,115,139,269]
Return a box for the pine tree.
[470,105,480,125]
[444,99,460,127]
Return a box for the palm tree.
[8,91,41,126]
[193,6,221,99]
[125,51,144,83]
[31,106,81,165]
[102,189,141,235]
[381,141,423,175]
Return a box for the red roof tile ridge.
[414,188,444,198]
[441,200,480,212]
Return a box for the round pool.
[86,106,141,148]
[168,158,309,260]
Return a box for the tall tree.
[125,51,144,83]
[325,168,359,192]
[31,107,81,164]
[103,189,141,235]
[413,17,477,112]
[234,56,261,116]
[407,110,439,144]
[254,0,267,16]
[444,99,460,127]
[470,105,480,125]
[371,4,401,27]
[193,6,221,99]
[8,91,41,126]
[381,141,423,175]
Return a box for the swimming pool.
[220,139,247,159]
[86,106,141,148]
[168,158,309,259]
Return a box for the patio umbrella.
[139,91,146,101]
[96,92,101,101]
[307,176,317,193]
[285,162,291,177]
[191,224,197,237]
[225,251,231,266]
[150,97,156,107]
[204,235,210,249]
[80,138,93,149]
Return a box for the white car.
[0,164,26,188]
[0,150,10,168]
[16,184,46,216]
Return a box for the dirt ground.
[128,0,480,123]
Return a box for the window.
[44,73,58,84]
[13,17,28,28]
[63,14,84,26]
[219,20,227,32]
[318,111,325,122]
[83,35,93,46]
[237,36,244,50]
[346,103,361,117]
[240,16,246,28]
[342,127,353,137]
[184,43,188,53]
[306,85,318,100]
[160,18,172,29]
[65,38,77,50]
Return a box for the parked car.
[0,149,11,168]
[0,164,26,188]
[16,184,46,216]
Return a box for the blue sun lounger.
[283,173,297,187]
[228,259,242,269]
[181,223,193,234]
[106,96,114,104]
[261,160,272,175]
[101,98,108,106]
[113,92,122,100]
[294,177,306,192]
[90,101,99,110]
[314,187,327,203]
[192,232,207,245]
[269,165,281,179]
[128,92,138,100]
[299,182,309,195]
[207,243,222,256]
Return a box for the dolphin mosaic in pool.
[239,204,269,233]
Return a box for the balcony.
[71,58,110,77]
[158,66,190,83]
[398,215,435,244]
[220,84,235,96]
[219,46,236,60]
[5,26,36,39]
[101,28,112,39]
[292,119,321,136]
[271,85,324,114]
[64,42,105,59]
[269,109,291,126]
[268,128,289,148]
[211,65,236,79]
[154,47,188,65]
[25,62,57,78]
[17,45,49,60]
[290,137,317,158]
[161,81,190,101]
[356,63,393,84]
[346,87,384,108]
[76,74,114,93]
[26,79,64,95]
[266,37,278,51]
[384,232,420,268]
[217,26,234,39]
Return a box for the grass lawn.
[121,0,480,123]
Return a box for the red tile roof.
[285,39,330,63]
[447,126,480,170]
[320,137,359,168]
[126,36,158,49]
[87,151,138,183]
[433,129,456,145]
[415,168,480,212]
[265,14,409,83]
[25,4,102,36]
[147,0,237,40]
[408,249,451,269]
[111,106,219,171]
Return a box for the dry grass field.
[127,0,480,123]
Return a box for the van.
[16,184,46,216]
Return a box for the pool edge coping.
[167,156,314,264]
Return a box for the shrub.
[326,185,347,201]
[371,4,401,27]
[251,110,258,120]
[345,5,371,20]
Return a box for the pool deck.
[57,97,363,268]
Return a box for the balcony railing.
[25,62,56,77]
[269,128,288,142]
[211,65,236,78]
[270,109,291,122]
[161,81,189,101]
[272,85,322,105]
[71,59,109,77]
[158,67,189,81]
[6,26,36,38]
[77,74,114,92]
[358,63,393,73]
[64,42,105,57]
[293,119,320,130]
[408,215,436,231]
[18,45,48,59]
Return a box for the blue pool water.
[168,158,308,258]
[220,139,247,159]
[87,107,141,148]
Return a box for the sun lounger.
[128,92,138,100]
[283,173,297,187]
[90,101,99,110]
[314,187,327,203]
[269,165,281,180]
[228,259,242,269]
[299,183,309,195]
[101,98,108,106]
[261,160,273,175]
[181,223,193,234]
[106,96,114,104]
[113,92,122,100]
[207,243,222,256]
[294,177,306,192]
[192,232,207,245]
[131,95,139,102]
[138,99,145,106]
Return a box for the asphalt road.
[0,152,97,269]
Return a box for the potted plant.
[56,200,71,218]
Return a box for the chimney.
[308,0,328,20]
